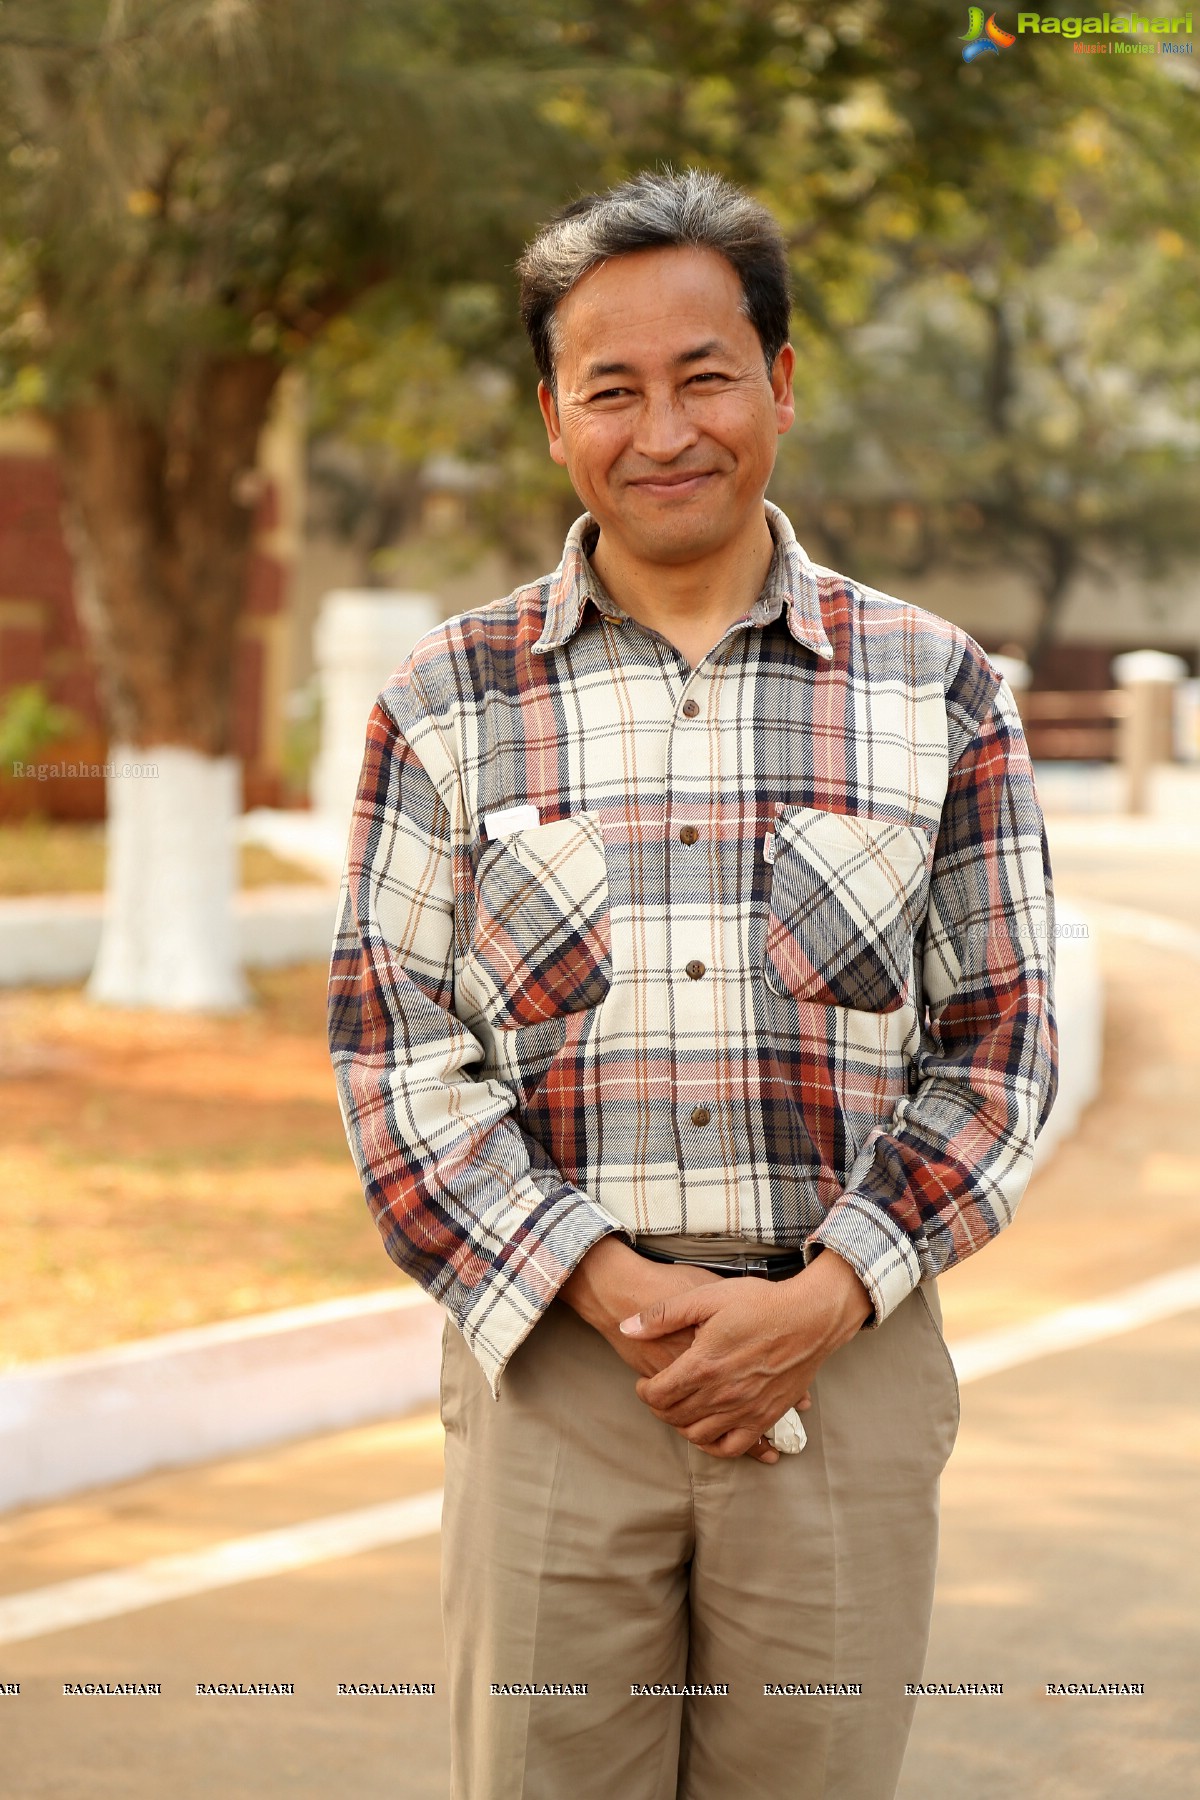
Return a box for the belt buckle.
[740,1258,771,1277]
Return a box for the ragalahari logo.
[961,7,1018,56]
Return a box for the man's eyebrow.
[581,359,634,382]
[580,341,730,383]
[676,340,724,365]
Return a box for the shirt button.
[685,959,706,980]
[679,825,699,845]
[690,1105,712,1127]
[682,698,700,718]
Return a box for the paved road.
[3,1307,1196,1799]
[0,1415,450,1799]
[2,802,1198,1799]
[898,1310,1200,1800]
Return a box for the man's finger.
[619,1286,723,1341]
[678,1419,777,1462]
[692,1426,753,1455]
[634,1355,727,1417]
[677,1406,756,1447]
[744,1436,780,1466]
[694,1423,767,1460]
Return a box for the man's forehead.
[558,243,742,320]
[553,248,753,374]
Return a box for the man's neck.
[589,509,777,671]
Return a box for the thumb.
[620,1287,721,1339]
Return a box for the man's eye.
[689,371,727,385]
[589,387,629,402]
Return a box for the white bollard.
[1111,650,1188,815]
[311,589,443,837]
[1175,678,1200,763]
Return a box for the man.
[328,168,1058,1800]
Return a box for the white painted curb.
[1029,898,1101,1172]
[0,883,339,986]
[0,1288,442,1515]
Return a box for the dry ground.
[0,965,388,1368]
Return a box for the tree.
[768,54,1200,672]
[302,284,573,591]
[299,4,1109,597]
[7,1,1186,1012]
[0,0,590,1006]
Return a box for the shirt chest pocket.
[460,813,612,1031]
[763,807,933,1014]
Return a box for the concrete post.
[1112,650,1189,816]
[312,589,443,837]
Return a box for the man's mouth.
[626,471,717,497]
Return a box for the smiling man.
[329,170,1059,1800]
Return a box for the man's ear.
[771,345,796,437]
[538,380,568,467]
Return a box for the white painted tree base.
[88,745,247,1010]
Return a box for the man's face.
[538,245,795,568]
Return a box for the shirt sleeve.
[327,690,630,1398]
[802,671,1059,1323]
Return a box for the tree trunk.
[1026,528,1078,679]
[51,353,282,1009]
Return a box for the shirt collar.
[531,502,834,663]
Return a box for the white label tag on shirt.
[483,804,541,841]
[764,832,777,865]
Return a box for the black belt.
[631,1243,808,1282]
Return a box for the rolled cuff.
[802,1196,924,1329]
[454,1183,633,1399]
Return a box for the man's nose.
[630,389,701,462]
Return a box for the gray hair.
[517,168,792,395]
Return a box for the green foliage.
[0,0,596,417]
[296,7,1200,646]
[0,682,80,772]
[4,0,1199,658]
[307,300,510,468]
[2,1,1110,418]
[767,58,1200,658]
[304,278,575,581]
[280,680,320,802]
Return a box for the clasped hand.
[620,1275,818,1462]
[560,1238,871,1467]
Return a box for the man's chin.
[602,509,736,566]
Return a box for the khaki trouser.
[440,1280,960,1800]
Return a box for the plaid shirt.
[328,504,1059,1396]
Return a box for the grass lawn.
[0,963,400,1368]
[0,820,323,896]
